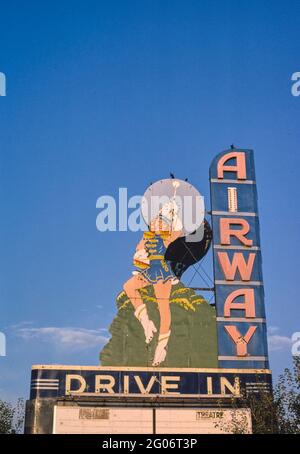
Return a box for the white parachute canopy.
[141,178,205,235]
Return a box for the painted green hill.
[100,282,218,368]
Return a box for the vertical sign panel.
[210,149,269,369]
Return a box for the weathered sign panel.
[53,406,252,434]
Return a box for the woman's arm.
[163,230,182,247]
[136,237,146,251]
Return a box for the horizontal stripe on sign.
[217,317,266,323]
[213,245,260,251]
[31,386,59,390]
[211,211,257,217]
[215,280,263,286]
[31,365,272,373]
[246,387,270,390]
[31,379,59,382]
[210,179,256,184]
[67,392,240,399]
[218,356,268,361]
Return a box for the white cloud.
[268,326,279,335]
[268,327,293,352]
[15,326,109,351]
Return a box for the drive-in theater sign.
[25,149,271,434]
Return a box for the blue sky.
[0,0,299,402]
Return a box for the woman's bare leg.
[123,274,148,310]
[123,274,157,344]
[153,279,172,334]
[152,279,173,366]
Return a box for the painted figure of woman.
[123,197,182,366]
